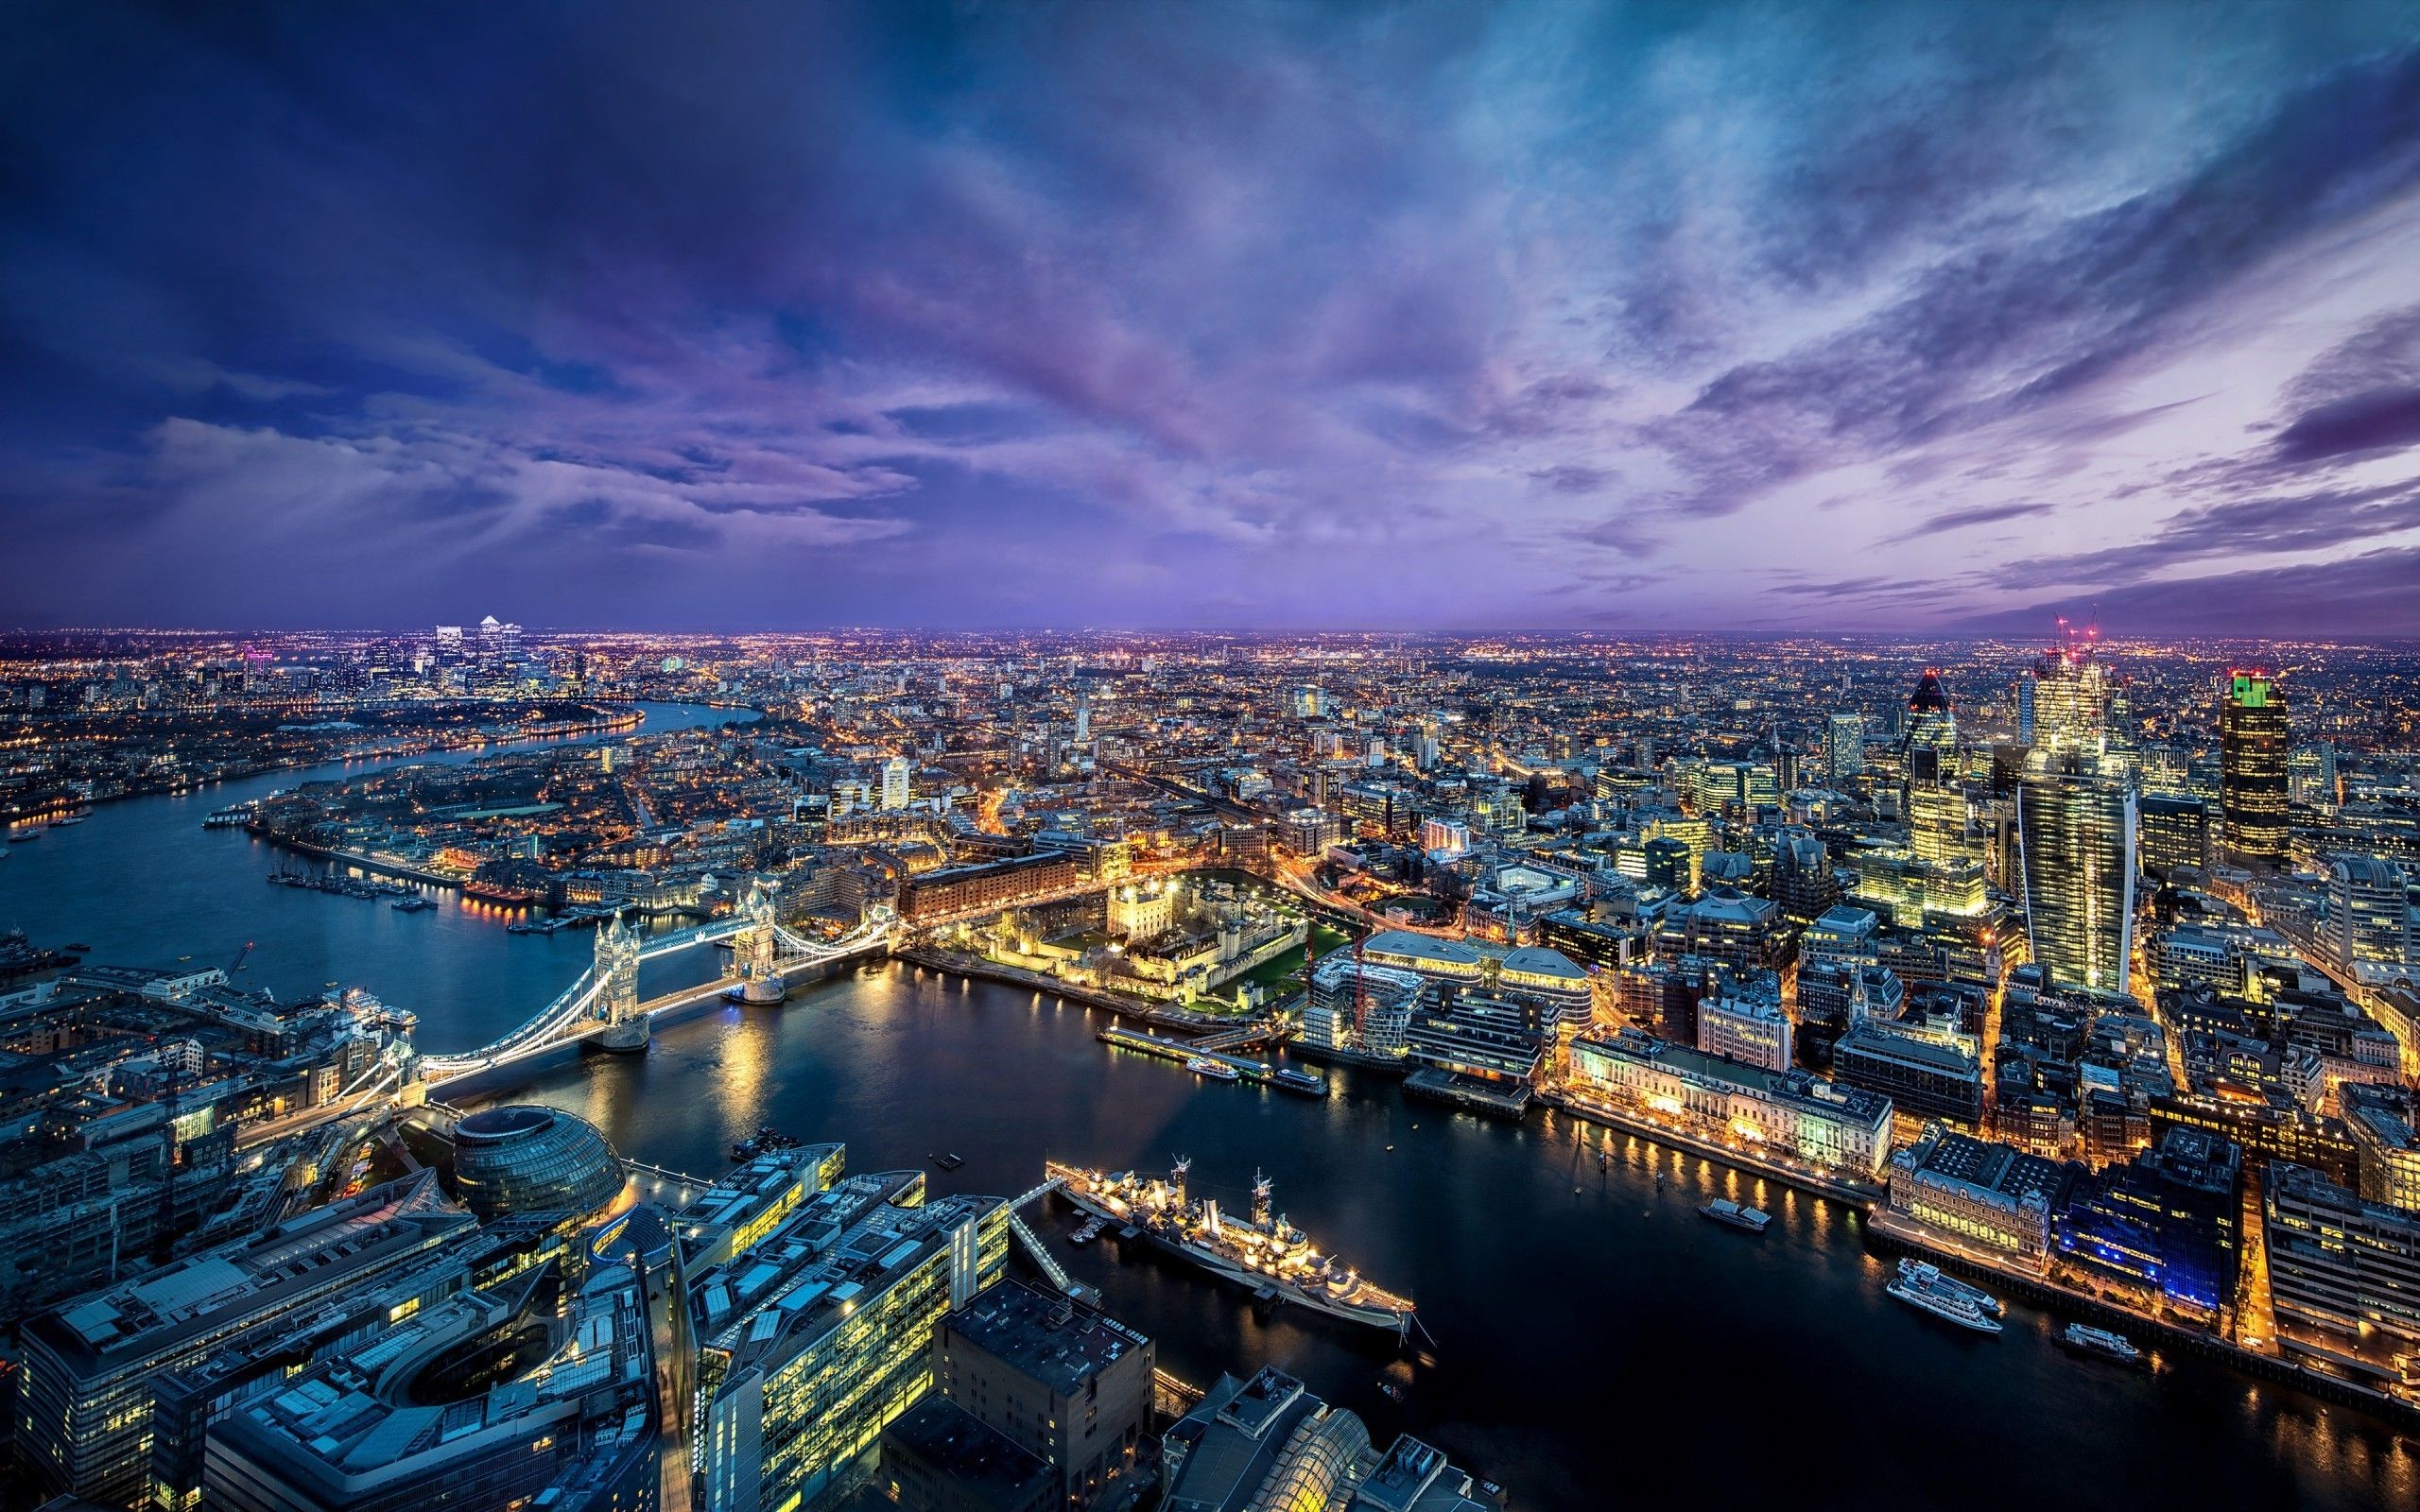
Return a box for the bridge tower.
[594,911,650,1053]
[735,880,786,1005]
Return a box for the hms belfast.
[1046,1157,1417,1338]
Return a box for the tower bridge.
[418,881,892,1088]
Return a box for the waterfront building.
[899,852,1082,922]
[2221,672,2290,869]
[933,1280,1153,1509]
[1159,1366,1493,1512]
[1304,954,1426,1056]
[1404,997,1547,1084]
[1569,1029,1893,1179]
[2053,1126,2242,1313]
[2264,1163,2420,1397]
[2018,749,2137,995]
[17,1174,477,1505]
[447,1103,628,1225]
[1494,944,1595,1032]
[1886,1125,2078,1271]
[692,1171,1008,1512]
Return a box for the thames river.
[2,709,2413,1510]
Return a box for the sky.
[4,1,2420,635]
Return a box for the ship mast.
[1251,1169,1271,1228]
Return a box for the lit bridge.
[419,882,890,1086]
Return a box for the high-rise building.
[883,754,914,811]
[1901,668,1956,783]
[1825,713,1863,782]
[693,1172,1008,1512]
[2137,793,2211,873]
[2030,644,2111,756]
[2220,671,2289,868]
[2017,750,2137,996]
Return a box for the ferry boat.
[1184,1057,1241,1082]
[202,804,257,829]
[1888,1271,2003,1335]
[1698,1198,1772,1233]
[50,810,88,827]
[1046,1158,1416,1337]
[1896,1258,2004,1318]
[2061,1323,2145,1366]
[391,895,438,912]
[8,825,42,842]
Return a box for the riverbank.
[1537,1087,1886,1207]
[896,947,1256,1035]
[1863,1210,2420,1434]
[1,703,653,825]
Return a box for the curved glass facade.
[451,1104,626,1222]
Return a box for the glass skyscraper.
[2017,750,2137,995]
[2220,671,2289,868]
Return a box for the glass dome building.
[450,1104,627,1223]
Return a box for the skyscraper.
[2220,671,2289,868]
[1825,713,1863,782]
[883,754,913,810]
[2030,644,2111,756]
[2017,749,2137,996]
[1901,668,1957,783]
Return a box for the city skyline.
[7,4,2420,633]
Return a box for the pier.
[1097,1026,1328,1095]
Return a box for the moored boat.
[2061,1323,2145,1366]
[1888,1272,2003,1334]
[1698,1198,1772,1232]
[1184,1056,1240,1081]
[1897,1258,2003,1317]
[1046,1158,1415,1337]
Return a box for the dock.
[1097,1026,1328,1096]
[1403,1067,1530,1119]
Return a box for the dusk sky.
[5,2,2419,634]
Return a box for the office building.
[933,1280,1153,1509]
[1824,713,1863,782]
[2031,644,2112,756]
[2329,855,2412,976]
[1832,1019,1986,1126]
[1159,1366,1494,1512]
[2054,1126,2242,1313]
[2018,749,2137,995]
[447,1103,628,1224]
[2138,794,2212,873]
[18,1174,477,1505]
[693,1171,1009,1512]
[1569,1030,1894,1178]
[878,1397,1054,1512]
[1886,1125,2077,1271]
[2264,1163,2420,1395]
[884,754,914,811]
[1695,971,1790,1072]
[2220,672,2290,868]
[1901,668,1957,783]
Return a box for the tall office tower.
[1073,695,1090,743]
[2030,642,2112,756]
[2220,671,2290,868]
[2016,673,2036,745]
[1909,783,1972,868]
[1901,668,1957,783]
[882,753,913,810]
[2017,749,2137,996]
[1825,713,1864,782]
[1292,684,1326,719]
[433,623,465,661]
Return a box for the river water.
[2,707,2413,1509]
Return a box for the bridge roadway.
[418,916,890,1086]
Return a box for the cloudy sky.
[5,2,2419,633]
